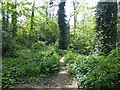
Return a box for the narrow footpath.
[15,56,77,88]
[45,56,77,88]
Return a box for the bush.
[38,21,59,44]
[2,41,59,89]
[68,15,95,55]
[64,51,120,89]
[2,31,15,57]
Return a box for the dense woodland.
[1,0,120,89]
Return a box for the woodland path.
[15,56,77,88]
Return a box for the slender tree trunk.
[49,0,52,19]
[118,1,120,56]
[73,0,77,35]
[1,2,6,56]
[44,1,49,30]
[2,2,11,56]
[30,0,35,31]
[95,1,118,55]
[6,2,9,31]
[11,0,17,37]
[2,2,6,32]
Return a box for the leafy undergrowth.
[64,50,120,89]
[2,40,59,89]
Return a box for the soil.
[15,56,77,88]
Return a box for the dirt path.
[15,56,77,88]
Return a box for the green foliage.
[95,2,118,54]
[2,41,59,89]
[2,31,16,57]
[64,51,120,89]
[68,15,95,55]
[2,31,11,56]
[38,21,59,43]
[2,0,120,89]
[2,1,60,88]
[56,49,68,56]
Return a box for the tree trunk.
[30,1,35,31]
[2,2,11,56]
[58,1,68,49]
[1,2,6,56]
[11,1,17,37]
[6,2,10,31]
[73,0,77,35]
[2,2,6,32]
[118,1,120,56]
[95,1,118,55]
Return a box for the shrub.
[38,21,59,44]
[2,41,59,89]
[64,51,120,89]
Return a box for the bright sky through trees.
[25,0,98,25]
[0,0,98,25]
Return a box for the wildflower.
[0,65,3,67]
[28,63,32,66]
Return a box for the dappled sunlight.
[59,70,67,74]
[2,0,120,89]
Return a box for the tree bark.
[73,0,77,35]
[2,2,6,32]
[30,1,35,31]
[11,1,17,37]
[118,1,120,56]
[95,1,118,55]
[58,1,69,49]
[6,2,10,31]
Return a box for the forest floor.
[14,56,78,88]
